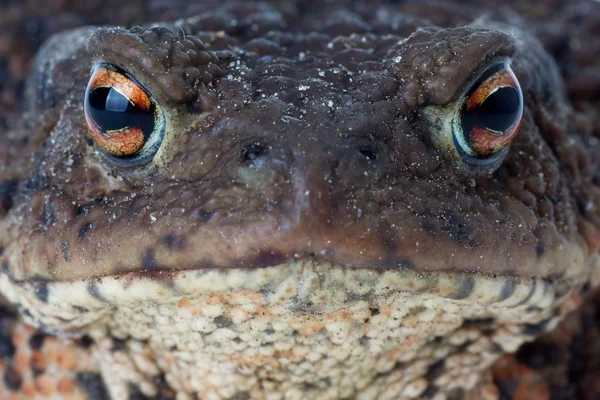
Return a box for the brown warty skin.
[0,1,599,399]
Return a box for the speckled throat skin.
[0,0,599,399]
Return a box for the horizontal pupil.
[89,87,140,114]
[461,86,521,143]
[476,87,521,132]
[87,87,154,138]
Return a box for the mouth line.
[0,259,575,339]
[8,260,566,311]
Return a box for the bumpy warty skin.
[1,12,593,282]
[0,0,599,399]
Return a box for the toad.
[0,1,599,399]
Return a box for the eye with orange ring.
[452,61,523,168]
[84,64,165,165]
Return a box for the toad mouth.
[0,259,570,336]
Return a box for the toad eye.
[452,62,523,167]
[84,64,164,164]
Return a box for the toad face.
[0,1,599,399]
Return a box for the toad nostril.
[359,144,377,161]
[241,142,269,164]
[334,140,387,190]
